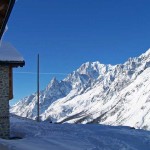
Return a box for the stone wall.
[0,65,10,139]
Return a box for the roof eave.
[0,60,25,67]
[0,0,16,40]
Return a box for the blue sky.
[3,0,150,105]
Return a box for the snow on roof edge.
[0,42,24,62]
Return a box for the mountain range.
[11,49,150,130]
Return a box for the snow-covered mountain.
[11,49,150,130]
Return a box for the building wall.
[0,65,10,139]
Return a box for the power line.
[14,72,68,75]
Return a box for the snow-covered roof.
[0,42,25,66]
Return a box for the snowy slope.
[1,115,150,150]
[11,49,150,130]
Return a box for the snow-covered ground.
[0,115,150,150]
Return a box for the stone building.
[0,42,25,139]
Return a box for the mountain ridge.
[11,49,150,130]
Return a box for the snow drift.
[0,115,150,150]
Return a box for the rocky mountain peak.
[46,77,59,91]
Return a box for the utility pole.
[37,54,40,122]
